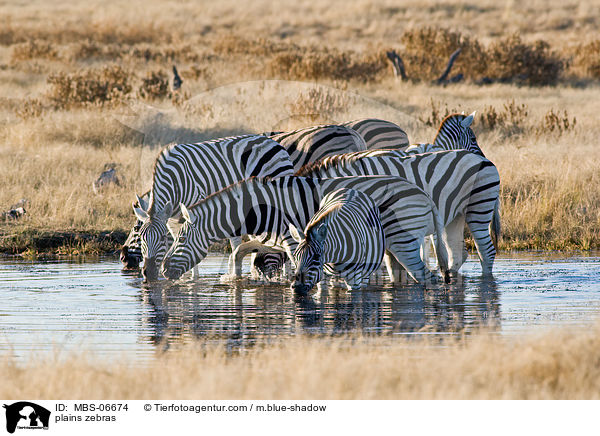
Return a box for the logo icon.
[3,402,50,434]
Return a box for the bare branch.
[435,48,462,84]
[386,50,408,81]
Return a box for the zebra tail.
[430,202,450,283]
[490,198,501,250]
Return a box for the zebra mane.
[186,175,284,211]
[295,153,354,177]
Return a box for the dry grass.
[2,325,600,399]
[1,0,600,253]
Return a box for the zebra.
[408,111,483,156]
[133,134,295,281]
[289,188,386,294]
[252,111,483,278]
[340,118,409,150]
[251,118,409,278]
[267,124,367,168]
[120,191,149,270]
[160,175,449,284]
[130,126,369,279]
[296,149,501,279]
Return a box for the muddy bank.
[0,228,230,257]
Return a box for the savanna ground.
[1,0,600,399]
[3,325,600,399]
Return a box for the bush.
[267,48,386,82]
[485,34,563,86]
[399,27,487,81]
[46,65,132,108]
[10,40,58,63]
[535,109,576,137]
[14,98,45,120]
[287,86,354,120]
[568,40,600,79]
[480,100,529,135]
[138,70,169,100]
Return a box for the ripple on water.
[0,253,599,361]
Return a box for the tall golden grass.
[1,0,600,253]
[3,325,600,399]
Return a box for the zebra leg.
[228,240,265,277]
[442,215,467,275]
[465,214,496,277]
[387,241,431,284]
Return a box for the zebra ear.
[289,224,305,243]
[461,111,476,128]
[135,194,148,211]
[133,203,149,221]
[180,203,193,224]
[157,201,173,221]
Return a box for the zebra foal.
[289,188,386,293]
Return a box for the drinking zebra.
[296,149,501,278]
[133,135,295,281]
[253,111,483,278]
[160,175,449,284]
[289,188,386,294]
[130,126,369,280]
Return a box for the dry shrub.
[267,49,386,82]
[399,27,487,81]
[418,99,460,128]
[213,35,292,56]
[485,34,563,86]
[10,40,58,63]
[14,98,46,120]
[67,41,202,63]
[480,100,529,136]
[397,29,563,86]
[46,65,132,108]
[535,109,576,137]
[568,40,600,79]
[138,70,169,100]
[287,87,354,121]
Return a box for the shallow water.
[0,252,599,361]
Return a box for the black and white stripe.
[296,149,501,277]
[341,118,409,150]
[406,112,483,156]
[160,175,449,284]
[123,125,368,275]
[133,134,295,281]
[268,124,367,169]
[290,188,386,293]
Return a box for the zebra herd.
[121,113,501,292]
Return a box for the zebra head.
[289,221,328,294]
[161,203,210,281]
[433,112,484,156]
[134,200,173,282]
[120,193,149,270]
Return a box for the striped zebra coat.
[296,149,501,277]
[160,175,449,284]
[252,112,481,278]
[123,125,368,274]
[290,188,386,293]
[407,112,484,156]
[133,135,295,281]
[341,118,409,150]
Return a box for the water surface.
[1,253,599,361]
